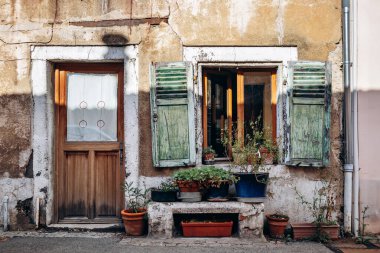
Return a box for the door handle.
[119,142,124,166]
[153,113,158,122]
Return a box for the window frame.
[202,67,278,159]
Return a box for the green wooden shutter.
[285,61,331,167]
[150,62,196,167]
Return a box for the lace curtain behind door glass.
[66,73,118,141]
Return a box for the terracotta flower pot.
[320,224,340,240]
[292,223,340,240]
[203,153,215,165]
[259,147,274,165]
[292,223,317,240]
[266,214,289,238]
[121,209,147,236]
[181,221,233,237]
[176,180,200,192]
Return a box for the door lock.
[153,113,158,122]
[119,142,124,166]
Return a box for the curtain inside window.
[66,73,118,141]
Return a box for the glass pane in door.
[66,73,118,141]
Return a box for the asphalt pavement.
[0,232,334,253]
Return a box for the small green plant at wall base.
[356,205,370,244]
[123,182,149,213]
[294,181,337,226]
[294,179,338,242]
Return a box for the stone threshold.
[0,231,121,239]
[46,223,123,232]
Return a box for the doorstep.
[47,223,123,232]
[147,201,265,241]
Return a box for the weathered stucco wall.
[0,0,343,229]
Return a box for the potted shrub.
[266,213,289,238]
[292,180,340,241]
[200,166,238,201]
[181,220,233,237]
[150,179,178,202]
[202,146,216,165]
[121,182,149,236]
[226,121,278,202]
[173,168,206,202]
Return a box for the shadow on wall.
[102,34,129,45]
[358,90,380,234]
[0,92,35,230]
[0,94,33,178]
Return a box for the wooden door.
[54,63,124,223]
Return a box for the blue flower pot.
[207,182,230,200]
[234,172,269,202]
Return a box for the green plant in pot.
[202,146,216,165]
[199,166,238,201]
[173,168,206,202]
[150,179,178,202]
[223,120,278,203]
[292,179,339,241]
[121,182,149,236]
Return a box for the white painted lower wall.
[0,177,34,228]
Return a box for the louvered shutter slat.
[156,66,188,100]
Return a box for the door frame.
[31,46,139,226]
[54,63,125,223]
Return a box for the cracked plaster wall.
[0,0,343,228]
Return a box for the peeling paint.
[275,0,286,44]
[229,0,256,35]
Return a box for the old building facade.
[0,0,351,234]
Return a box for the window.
[202,68,277,159]
[149,60,331,167]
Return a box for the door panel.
[64,152,89,218]
[55,63,124,224]
[94,152,121,217]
